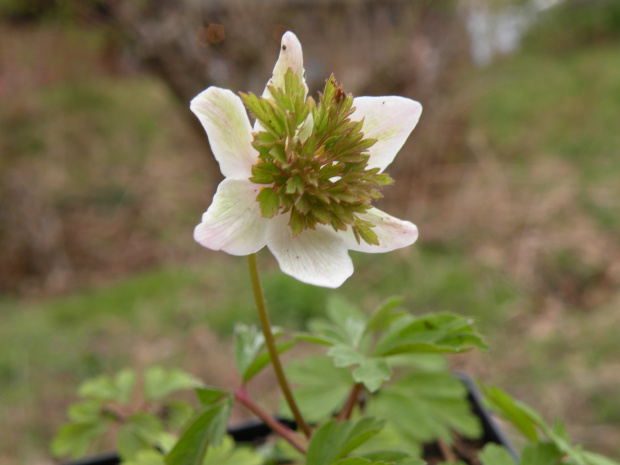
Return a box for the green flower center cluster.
[241,70,393,245]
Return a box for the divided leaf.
[78,368,136,403]
[203,435,263,465]
[367,371,482,447]
[519,443,563,465]
[351,358,392,393]
[478,443,518,465]
[144,366,202,401]
[118,413,166,461]
[165,395,232,465]
[364,297,406,334]
[122,450,167,465]
[282,355,353,422]
[234,324,295,383]
[306,418,386,465]
[50,421,111,459]
[482,385,539,442]
[195,386,229,407]
[483,385,620,465]
[373,313,487,357]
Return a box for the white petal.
[266,216,353,288]
[262,31,308,99]
[352,96,422,172]
[190,87,256,179]
[342,208,418,253]
[194,179,268,255]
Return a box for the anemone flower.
[191,31,421,288]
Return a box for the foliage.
[52,299,489,464]
[51,367,201,461]
[483,385,620,465]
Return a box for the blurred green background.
[1,0,619,463]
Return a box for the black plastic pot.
[451,373,519,462]
[63,374,517,465]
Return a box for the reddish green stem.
[337,383,364,422]
[234,388,307,454]
[247,254,311,438]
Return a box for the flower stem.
[234,387,307,454]
[247,253,311,438]
[337,382,363,422]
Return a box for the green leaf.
[482,385,617,465]
[326,295,367,346]
[123,449,167,465]
[519,442,562,465]
[122,449,167,465]
[328,345,366,368]
[357,450,411,462]
[306,418,385,465]
[294,332,337,346]
[195,387,229,406]
[367,371,481,447]
[116,369,138,404]
[306,319,350,346]
[144,366,201,401]
[479,443,518,465]
[326,295,366,322]
[333,458,372,465]
[394,459,427,465]
[203,435,263,465]
[302,297,367,356]
[582,451,620,465]
[281,355,353,422]
[118,413,166,460]
[78,374,119,402]
[352,358,392,393]
[234,324,266,379]
[373,313,487,357]
[234,324,295,383]
[50,421,110,459]
[164,400,195,431]
[482,385,539,442]
[165,396,232,465]
[243,339,296,383]
[364,297,406,333]
[157,432,179,455]
[337,418,387,459]
[77,368,136,404]
[67,400,102,423]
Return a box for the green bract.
[242,71,392,245]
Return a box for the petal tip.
[280,31,302,54]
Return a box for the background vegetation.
[1,0,619,463]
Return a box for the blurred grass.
[469,43,620,232]
[0,247,519,396]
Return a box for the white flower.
[191,31,421,288]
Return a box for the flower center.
[241,71,392,245]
